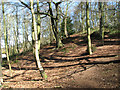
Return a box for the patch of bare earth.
[2,33,120,88]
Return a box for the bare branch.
[19,0,31,10]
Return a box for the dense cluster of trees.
[0,0,119,85]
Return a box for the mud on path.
[2,33,120,88]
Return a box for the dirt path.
[1,34,120,88]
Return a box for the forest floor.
[1,32,120,88]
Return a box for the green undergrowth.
[60,45,76,55]
[109,29,119,35]
[60,48,69,54]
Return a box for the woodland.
[0,0,120,88]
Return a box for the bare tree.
[48,1,63,48]
[30,0,47,80]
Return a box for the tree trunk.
[48,1,63,49]
[16,6,19,53]
[55,2,63,48]
[6,15,11,56]
[64,17,68,38]
[0,23,3,86]
[86,1,92,55]
[95,2,99,28]
[104,2,107,26]
[13,25,16,55]
[81,2,85,32]
[64,0,68,38]
[13,25,18,54]
[22,21,26,51]
[32,16,35,54]
[92,9,95,29]
[37,0,41,51]
[50,18,54,45]
[25,22,29,50]
[2,1,12,76]
[99,2,104,45]
[30,0,47,80]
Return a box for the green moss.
[40,70,48,80]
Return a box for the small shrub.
[90,31,101,40]
[108,29,120,38]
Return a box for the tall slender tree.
[24,18,29,50]
[49,18,54,45]
[22,13,29,52]
[86,1,92,55]
[2,1,12,76]
[99,2,104,45]
[13,23,18,54]
[16,6,19,53]
[48,1,63,48]
[22,22,26,51]
[55,1,63,48]
[7,15,11,55]
[91,2,95,29]
[37,0,41,51]
[64,0,68,38]
[81,2,85,32]
[32,16,35,54]
[0,23,3,86]
[30,0,47,80]
[104,2,107,27]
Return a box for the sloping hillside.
[1,33,120,88]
